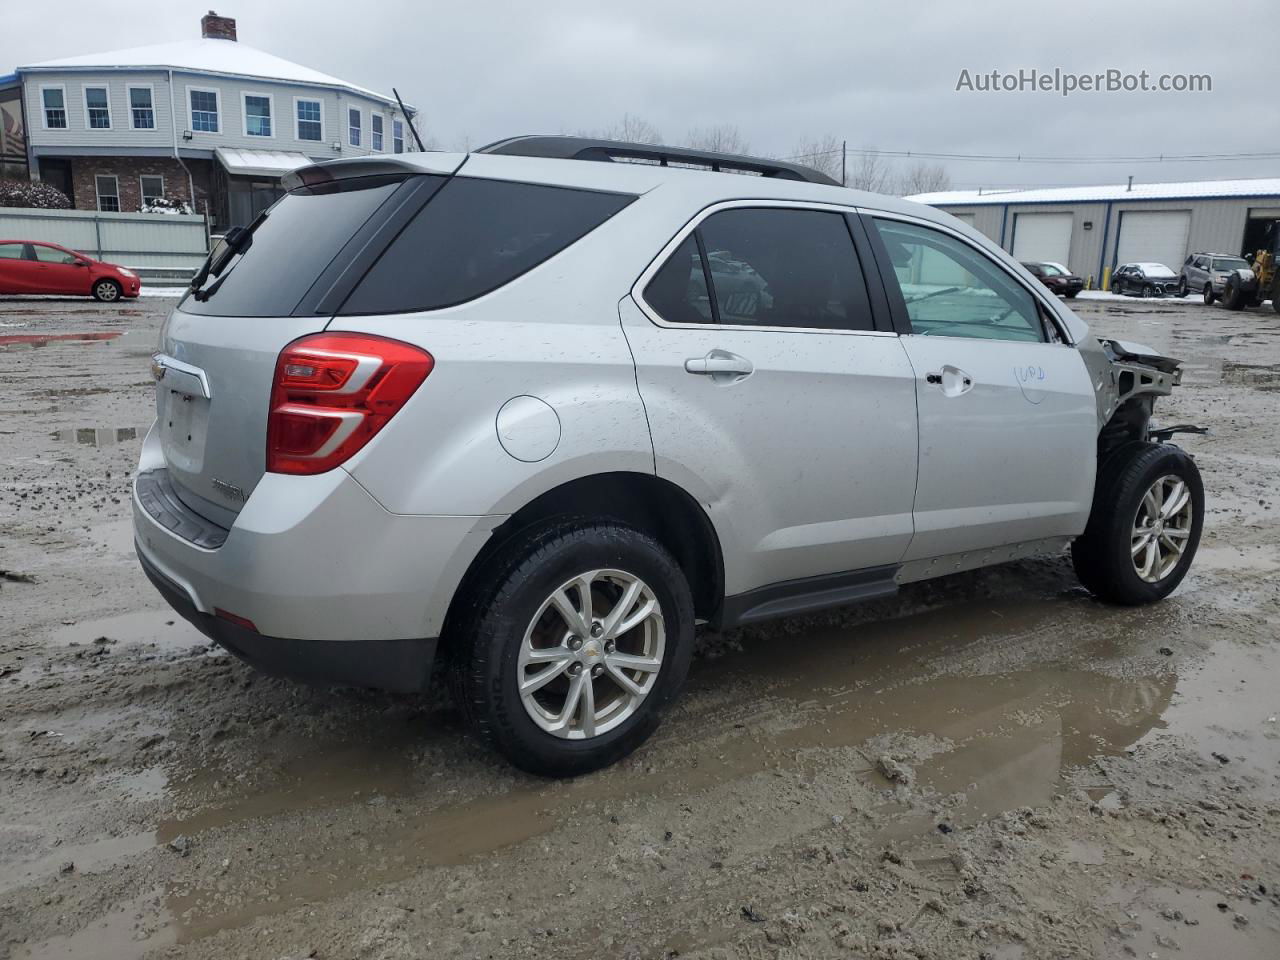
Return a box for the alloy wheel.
[517,569,665,739]
[96,281,119,302]
[1131,474,1194,583]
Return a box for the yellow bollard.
[1102,267,1112,292]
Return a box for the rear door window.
[337,178,634,315]
[643,235,713,324]
[0,242,26,259]
[182,175,404,317]
[697,208,875,331]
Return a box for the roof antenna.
[392,87,427,152]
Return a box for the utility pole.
[841,140,847,187]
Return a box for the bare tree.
[583,113,664,144]
[896,161,951,196]
[684,124,750,155]
[789,134,842,182]
[847,147,895,194]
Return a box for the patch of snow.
[909,177,1280,207]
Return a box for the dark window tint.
[696,208,874,331]
[644,235,713,324]
[339,178,634,315]
[181,176,402,317]
[872,218,1044,343]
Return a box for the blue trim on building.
[998,204,1009,248]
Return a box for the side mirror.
[72,260,88,267]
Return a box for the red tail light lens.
[267,333,433,475]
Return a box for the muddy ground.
[1,293,1278,960]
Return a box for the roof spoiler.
[281,156,462,192]
[476,135,842,187]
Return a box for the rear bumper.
[138,548,437,691]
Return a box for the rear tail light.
[267,333,433,475]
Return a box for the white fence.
[0,207,209,278]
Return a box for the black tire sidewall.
[1088,444,1204,604]
[94,280,121,302]
[1203,285,1214,305]
[468,524,693,776]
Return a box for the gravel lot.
[1,293,1278,959]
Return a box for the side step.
[716,565,899,630]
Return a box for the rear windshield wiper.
[189,216,263,300]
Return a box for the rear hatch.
[155,155,463,526]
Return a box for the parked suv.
[1111,263,1179,297]
[134,138,1204,776]
[1179,252,1251,304]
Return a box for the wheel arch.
[444,471,726,638]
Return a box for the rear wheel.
[1203,284,1215,305]
[450,521,694,777]
[92,279,121,302]
[1072,442,1203,605]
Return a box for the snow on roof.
[214,147,312,177]
[909,177,1280,207]
[20,39,402,106]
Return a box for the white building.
[910,178,1280,286]
[14,11,418,227]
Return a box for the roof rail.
[475,135,842,187]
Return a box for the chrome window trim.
[630,198,898,339]
[856,206,1078,346]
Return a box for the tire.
[1142,283,1155,298]
[92,279,122,302]
[1071,442,1203,605]
[449,520,694,777]
[1203,284,1215,306]
[1065,289,1079,299]
[1177,278,1188,297]
[1222,276,1247,310]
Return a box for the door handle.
[925,366,974,397]
[684,350,753,382]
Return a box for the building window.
[84,86,111,129]
[129,86,155,129]
[348,107,361,147]
[95,175,120,212]
[189,88,220,133]
[295,98,322,141]
[371,113,384,151]
[42,87,67,129]
[393,119,404,153]
[140,175,164,208]
[243,93,272,137]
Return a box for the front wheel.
[92,279,122,302]
[1072,442,1203,605]
[450,521,694,777]
[1142,283,1155,298]
[1177,278,1188,297]
[1203,284,1215,305]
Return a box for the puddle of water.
[0,830,156,896]
[97,765,170,804]
[49,426,139,447]
[0,331,122,348]
[1103,886,1280,959]
[50,611,203,652]
[15,891,176,960]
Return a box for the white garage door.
[951,212,976,226]
[1115,211,1191,271]
[1012,213,1073,268]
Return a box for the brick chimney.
[201,11,237,41]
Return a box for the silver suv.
[134,137,1205,776]
[1179,252,1251,304]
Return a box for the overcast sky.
[4,0,1276,191]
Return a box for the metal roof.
[910,178,1280,207]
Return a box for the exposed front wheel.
[1072,442,1203,605]
[92,279,122,302]
[450,521,693,777]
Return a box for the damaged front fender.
[1078,337,1182,432]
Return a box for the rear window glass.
[337,177,634,315]
[181,176,402,317]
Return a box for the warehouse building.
[909,178,1280,288]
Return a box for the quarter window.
[140,175,164,207]
[296,99,322,141]
[872,218,1046,342]
[0,242,28,259]
[189,89,219,132]
[85,86,111,129]
[644,235,713,325]
[95,175,120,212]
[42,88,67,129]
[392,119,405,153]
[648,208,875,331]
[371,113,384,151]
[244,94,272,136]
[129,87,154,129]
[348,108,361,146]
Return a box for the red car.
[0,240,141,302]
